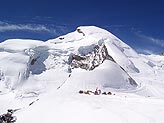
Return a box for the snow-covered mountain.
[1,26,164,123]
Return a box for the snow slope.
[0,26,164,123]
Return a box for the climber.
[94,88,101,95]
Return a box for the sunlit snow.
[0,26,164,123]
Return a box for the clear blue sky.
[0,0,164,54]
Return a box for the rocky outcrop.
[76,28,85,36]
[0,109,17,123]
[160,52,164,56]
[70,44,116,70]
[69,43,138,87]
[59,37,64,40]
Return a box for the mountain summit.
[0,26,139,94]
[1,26,164,123]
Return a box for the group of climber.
[79,88,113,95]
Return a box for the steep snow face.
[0,26,139,95]
[0,39,43,91]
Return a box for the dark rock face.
[70,44,116,70]
[0,109,17,123]
[69,44,138,87]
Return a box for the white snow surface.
[0,26,164,123]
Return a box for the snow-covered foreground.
[1,88,164,123]
[1,26,164,123]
